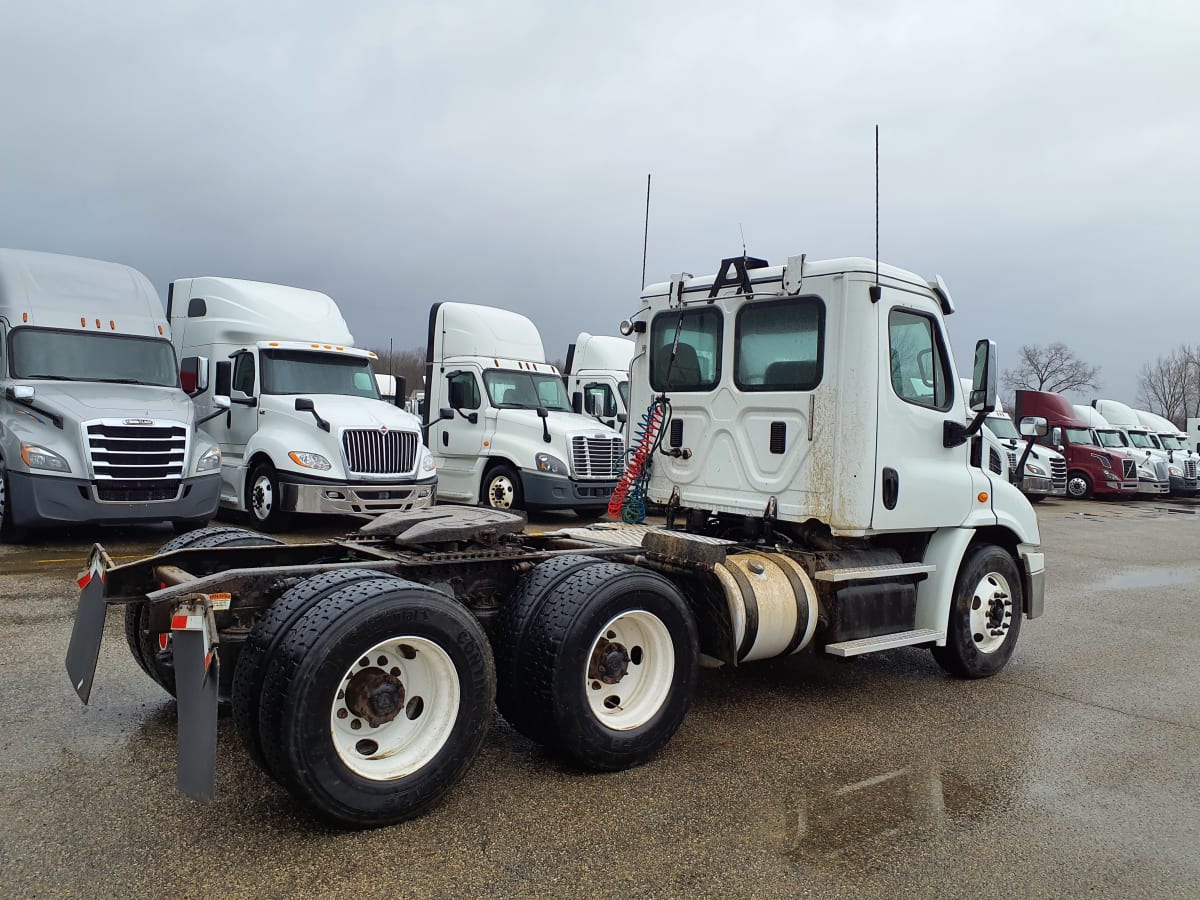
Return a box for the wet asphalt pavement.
[1,501,1198,898]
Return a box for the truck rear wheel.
[931,544,1023,679]
[256,579,495,828]
[504,562,698,771]
[123,527,283,698]
[494,554,607,739]
[481,463,523,511]
[233,569,400,780]
[1066,470,1092,499]
[247,460,293,532]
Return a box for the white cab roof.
[1093,399,1145,430]
[570,333,634,373]
[1073,404,1114,428]
[436,302,545,362]
[174,277,354,346]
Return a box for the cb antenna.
[739,222,747,260]
[870,124,881,303]
[641,173,651,288]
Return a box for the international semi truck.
[168,277,436,531]
[0,248,221,539]
[1014,391,1137,499]
[67,252,1045,830]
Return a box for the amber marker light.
[80,317,87,326]
[978,492,989,503]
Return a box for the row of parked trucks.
[59,248,1052,830]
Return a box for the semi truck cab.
[563,332,634,431]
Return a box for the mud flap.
[65,545,110,704]
[171,604,219,803]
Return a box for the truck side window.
[734,295,824,391]
[232,353,256,396]
[584,383,617,417]
[448,371,480,410]
[649,307,722,391]
[888,308,952,411]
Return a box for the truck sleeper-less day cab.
[0,249,220,538]
[1092,399,1174,495]
[424,302,623,512]
[1014,391,1137,499]
[169,278,436,531]
[66,252,1045,830]
[563,332,634,431]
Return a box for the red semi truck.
[1015,390,1137,499]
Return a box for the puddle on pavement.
[778,765,994,866]
[1097,569,1197,591]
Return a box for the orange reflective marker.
[978,492,989,503]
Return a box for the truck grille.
[342,429,418,474]
[1122,458,1136,479]
[1006,450,1019,481]
[84,421,187,503]
[1050,457,1067,490]
[1154,460,1169,481]
[1186,459,1197,480]
[570,434,625,479]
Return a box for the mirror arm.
[1012,439,1038,487]
[195,407,228,426]
[944,409,989,449]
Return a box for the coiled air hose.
[608,395,670,523]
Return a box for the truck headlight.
[1025,463,1046,477]
[421,452,436,473]
[1102,470,1118,481]
[196,445,221,473]
[21,443,70,473]
[1168,464,1182,477]
[288,451,331,470]
[535,452,568,475]
[1098,456,1111,469]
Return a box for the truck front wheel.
[247,461,293,532]
[256,578,495,828]
[481,463,523,511]
[1066,470,1093,499]
[931,544,1023,679]
[0,460,28,543]
[504,562,698,771]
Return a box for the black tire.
[123,526,283,698]
[481,462,523,511]
[0,459,29,543]
[573,506,606,519]
[246,460,293,532]
[494,555,608,740]
[233,568,400,780]
[510,562,698,771]
[1027,494,1045,504]
[1066,470,1092,499]
[257,579,495,828]
[931,543,1024,679]
[172,517,209,535]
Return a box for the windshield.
[618,380,629,411]
[483,370,572,411]
[9,327,178,387]
[1126,431,1153,449]
[1096,429,1126,449]
[984,416,1020,440]
[1158,434,1182,450]
[260,350,380,399]
[1064,427,1094,445]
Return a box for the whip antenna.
[641,174,651,288]
[870,125,882,303]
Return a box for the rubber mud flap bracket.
[65,545,111,704]
[173,603,220,803]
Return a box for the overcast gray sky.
[2,1,1197,405]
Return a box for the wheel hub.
[345,667,406,727]
[589,638,630,685]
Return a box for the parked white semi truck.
[563,332,634,431]
[1092,399,1173,495]
[424,302,623,513]
[168,278,436,530]
[68,252,1045,830]
[1133,408,1198,494]
[0,249,221,538]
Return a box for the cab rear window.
[649,308,722,391]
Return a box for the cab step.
[814,563,935,583]
[823,628,943,657]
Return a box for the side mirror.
[448,379,468,410]
[571,391,583,414]
[212,395,231,411]
[1019,416,1048,438]
[438,407,454,421]
[8,385,35,401]
[393,376,407,408]
[179,356,209,395]
[537,406,549,419]
[295,398,315,412]
[617,412,628,424]
[214,361,232,398]
[969,339,998,413]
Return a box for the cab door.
[872,292,975,531]
[216,350,261,499]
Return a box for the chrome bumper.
[282,479,436,516]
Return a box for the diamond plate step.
[814,563,935,583]
[823,628,943,657]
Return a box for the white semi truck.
[423,302,623,513]
[1092,399,1173,495]
[563,332,634,431]
[973,392,1066,502]
[168,277,436,530]
[67,252,1045,830]
[0,249,222,538]
[1133,408,1198,494]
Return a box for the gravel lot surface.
[1,500,1197,898]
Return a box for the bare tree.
[1136,347,1193,425]
[1001,342,1101,395]
[367,345,426,397]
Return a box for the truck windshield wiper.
[89,378,144,384]
[18,374,85,380]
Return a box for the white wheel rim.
[251,474,274,519]
[487,475,514,509]
[329,635,461,781]
[585,609,674,731]
[968,571,1014,654]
